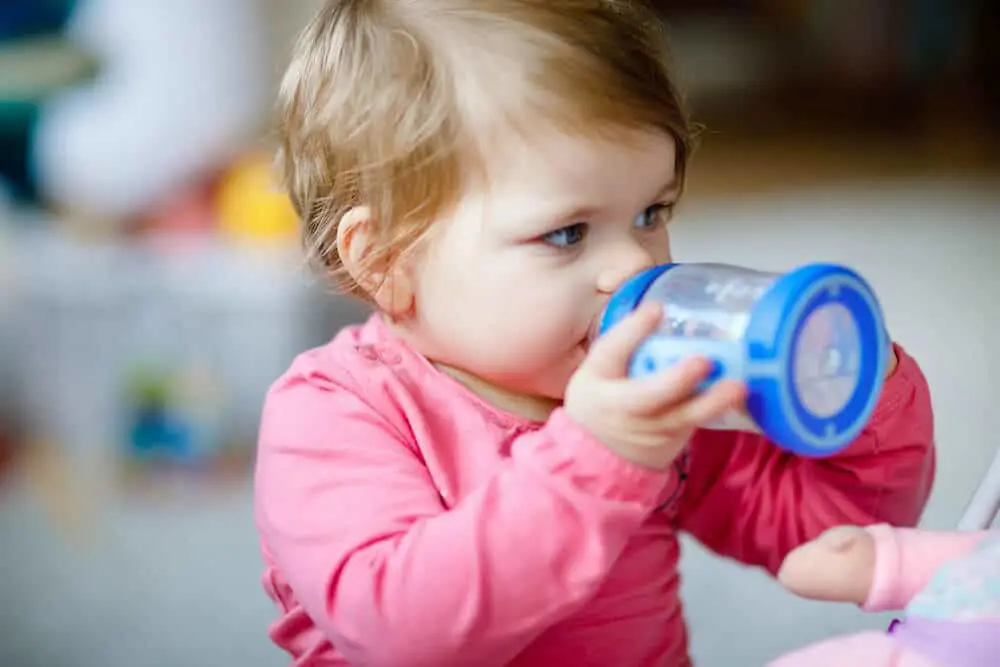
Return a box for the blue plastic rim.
[743,263,887,457]
[597,264,675,336]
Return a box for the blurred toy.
[0,1,98,203]
[136,175,219,240]
[135,152,298,247]
[118,357,257,490]
[771,446,1000,667]
[216,153,299,245]
[0,2,76,39]
[0,34,96,102]
[0,0,269,229]
[122,363,224,468]
[771,525,999,667]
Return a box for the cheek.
[646,229,673,265]
[474,270,588,361]
[418,257,587,369]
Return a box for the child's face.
[405,127,678,410]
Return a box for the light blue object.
[598,262,889,457]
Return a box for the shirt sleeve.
[676,343,936,575]
[863,524,990,612]
[254,371,670,667]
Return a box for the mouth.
[579,315,605,354]
[588,316,604,342]
[578,305,611,356]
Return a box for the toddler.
[254,1,936,665]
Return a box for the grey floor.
[1,178,997,666]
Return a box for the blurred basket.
[6,223,367,479]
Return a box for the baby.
[774,524,999,666]
[253,2,936,665]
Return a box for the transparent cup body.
[633,264,781,431]
[642,263,780,342]
[632,263,866,433]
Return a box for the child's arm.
[254,375,670,667]
[676,343,935,574]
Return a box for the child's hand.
[564,303,746,470]
[777,526,876,605]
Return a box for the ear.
[336,206,415,317]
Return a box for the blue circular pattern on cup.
[744,264,886,456]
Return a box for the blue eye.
[542,223,588,248]
[634,204,673,230]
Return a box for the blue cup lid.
[744,263,887,456]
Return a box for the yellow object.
[216,154,299,244]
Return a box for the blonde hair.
[277,0,693,299]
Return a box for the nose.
[596,242,657,294]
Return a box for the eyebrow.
[653,172,682,201]
[511,171,681,236]
[566,173,682,220]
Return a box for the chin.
[502,370,568,404]
[537,370,575,402]
[536,385,568,402]
[483,353,580,404]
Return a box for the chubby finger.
[584,302,662,379]
[622,355,717,415]
[657,379,747,430]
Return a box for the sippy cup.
[597,262,889,457]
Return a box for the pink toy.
[770,451,1000,667]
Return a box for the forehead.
[481,127,678,202]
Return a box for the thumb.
[584,302,662,379]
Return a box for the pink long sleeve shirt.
[254,314,936,667]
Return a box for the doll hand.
[884,345,898,378]
[777,526,876,606]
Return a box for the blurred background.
[0,1,997,665]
